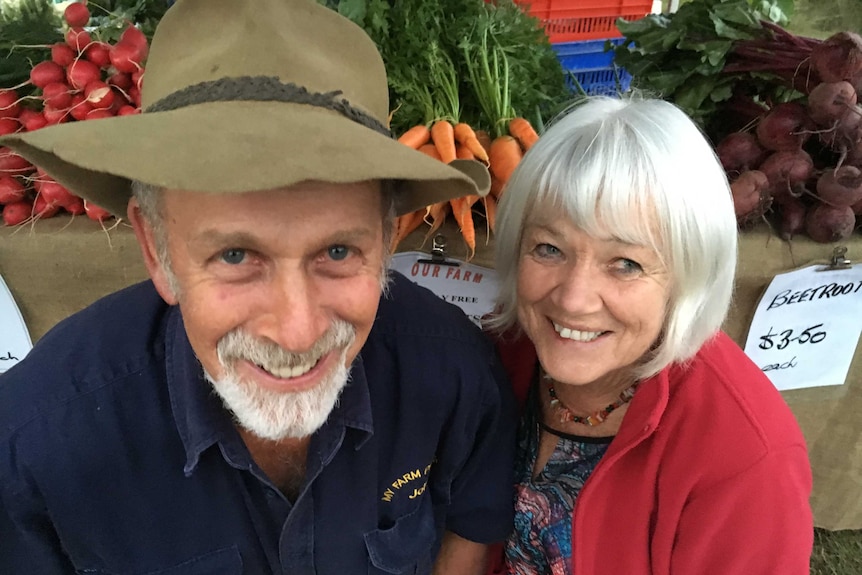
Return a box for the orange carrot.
[450,196,476,259]
[397,124,431,150]
[489,175,505,200]
[391,209,426,250]
[418,143,442,161]
[482,194,497,235]
[489,135,523,185]
[475,130,492,157]
[508,117,539,151]
[423,201,449,238]
[455,144,475,160]
[453,122,490,163]
[430,120,457,164]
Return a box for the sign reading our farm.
[744,262,862,391]
[390,252,499,327]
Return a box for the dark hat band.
[144,76,392,137]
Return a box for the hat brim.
[0,101,490,217]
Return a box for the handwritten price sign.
[744,263,862,390]
[0,272,32,374]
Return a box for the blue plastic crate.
[552,38,632,96]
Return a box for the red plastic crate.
[514,0,653,43]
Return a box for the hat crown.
[142,0,389,123]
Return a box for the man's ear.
[127,198,179,306]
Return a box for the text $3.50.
[758,324,826,351]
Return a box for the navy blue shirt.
[0,272,516,574]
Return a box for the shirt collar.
[164,307,375,474]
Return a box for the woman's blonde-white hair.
[489,96,737,379]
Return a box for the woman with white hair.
[486,96,814,574]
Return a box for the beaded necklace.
[546,378,639,427]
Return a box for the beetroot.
[758,149,815,204]
[810,32,862,83]
[716,132,765,175]
[851,196,862,215]
[806,81,858,126]
[779,197,807,241]
[730,170,770,225]
[756,102,814,151]
[818,104,862,157]
[805,203,856,243]
[816,165,862,207]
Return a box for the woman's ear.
[127,197,179,305]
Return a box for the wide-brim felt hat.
[0,0,490,217]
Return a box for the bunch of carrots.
[392,116,540,259]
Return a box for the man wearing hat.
[0,0,516,573]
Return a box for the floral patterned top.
[505,381,613,575]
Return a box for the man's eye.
[327,245,349,261]
[220,248,246,265]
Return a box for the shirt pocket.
[77,545,243,575]
[364,497,436,575]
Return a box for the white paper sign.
[0,272,32,374]
[391,252,499,327]
[743,263,862,391]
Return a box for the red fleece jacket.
[489,331,813,575]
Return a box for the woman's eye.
[534,243,561,258]
[327,245,350,261]
[615,258,643,274]
[220,248,247,265]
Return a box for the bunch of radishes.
[718,31,862,244]
[0,1,148,226]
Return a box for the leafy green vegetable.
[0,0,61,97]
[613,0,795,137]
[317,0,570,136]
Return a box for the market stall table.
[1,216,861,530]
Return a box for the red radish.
[19,109,47,132]
[755,102,813,151]
[0,176,26,204]
[63,2,90,28]
[65,27,92,53]
[38,181,76,207]
[816,165,862,207]
[117,105,139,116]
[806,81,858,126]
[730,170,770,224]
[0,118,19,135]
[86,109,114,120]
[33,193,60,218]
[41,82,73,110]
[110,41,145,74]
[131,69,144,91]
[84,81,115,109]
[107,72,132,91]
[68,94,92,121]
[66,59,100,91]
[31,167,52,193]
[128,87,141,108]
[0,147,33,175]
[119,24,149,55]
[64,196,85,215]
[716,132,765,175]
[2,200,32,226]
[42,106,69,125]
[758,149,815,205]
[29,61,65,88]
[84,200,112,221]
[805,203,856,243]
[810,32,862,83]
[51,43,75,67]
[85,42,112,68]
[0,89,20,119]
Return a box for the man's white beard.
[204,320,356,441]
